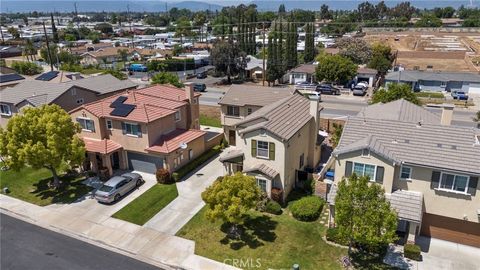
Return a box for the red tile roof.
[73,84,195,123]
[83,138,122,154]
[146,129,206,154]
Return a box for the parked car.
[193,83,206,92]
[356,82,369,88]
[316,84,340,95]
[128,64,148,72]
[196,72,207,79]
[451,91,469,100]
[352,85,367,96]
[95,173,143,203]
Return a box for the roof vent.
[437,143,442,148]
[416,121,422,127]
[404,139,410,143]
[451,145,457,150]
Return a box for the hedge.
[289,196,324,221]
[326,227,348,246]
[265,200,282,215]
[404,243,421,261]
[172,145,222,181]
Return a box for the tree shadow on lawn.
[31,174,92,204]
[219,214,278,250]
[350,250,397,270]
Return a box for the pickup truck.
[451,91,468,100]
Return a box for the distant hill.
[170,1,223,11]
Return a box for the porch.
[82,138,126,178]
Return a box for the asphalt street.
[0,213,163,270]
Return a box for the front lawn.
[112,183,178,225]
[177,207,346,270]
[199,114,221,128]
[0,166,91,206]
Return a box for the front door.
[111,152,120,170]
[229,130,236,146]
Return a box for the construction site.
[364,31,480,72]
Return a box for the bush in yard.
[326,227,348,245]
[404,243,421,261]
[156,168,172,184]
[11,61,42,75]
[256,192,269,212]
[289,196,324,221]
[265,200,282,215]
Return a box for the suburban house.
[80,47,164,66]
[327,99,480,247]
[288,64,317,84]
[245,55,265,81]
[69,83,206,177]
[355,67,378,88]
[0,73,25,89]
[219,91,323,201]
[218,85,293,146]
[0,74,137,127]
[385,70,480,94]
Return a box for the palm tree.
[22,39,37,62]
[473,111,480,128]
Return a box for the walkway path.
[144,156,224,235]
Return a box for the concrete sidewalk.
[144,156,223,235]
[1,194,237,270]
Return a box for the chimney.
[308,93,321,130]
[183,82,199,129]
[440,103,454,126]
[184,82,194,103]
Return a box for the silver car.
[95,173,143,203]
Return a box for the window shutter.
[375,166,384,183]
[345,161,353,177]
[468,177,478,196]
[121,122,126,134]
[430,171,441,189]
[251,139,257,157]
[269,142,275,161]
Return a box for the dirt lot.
[200,105,221,119]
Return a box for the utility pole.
[262,21,266,86]
[74,2,81,38]
[127,4,133,48]
[42,21,54,71]
[0,25,4,43]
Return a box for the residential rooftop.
[218,85,293,107]
[385,70,480,83]
[356,99,440,124]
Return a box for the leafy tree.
[415,13,442,27]
[463,18,480,27]
[330,123,343,148]
[193,12,207,42]
[337,37,372,64]
[433,6,455,18]
[315,54,357,84]
[175,16,193,43]
[110,13,118,24]
[389,1,417,20]
[87,32,100,43]
[102,69,127,80]
[7,27,20,39]
[357,1,377,21]
[278,4,286,15]
[11,61,43,75]
[303,22,315,63]
[320,4,333,20]
[117,48,129,62]
[0,105,85,188]
[94,23,113,34]
[211,40,247,83]
[335,174,397,256]
[172,44,184,57]
[151,72,183,88]
[22,39,37,62]
[375,1,389,20]
[368,55,391,74]
[371,83,420,105]
[201,173,262,236]
[266,33,277,85]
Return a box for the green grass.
[415,92,445,98]
[199,114,221,128]
[112,184,178,225]
[81,68,104,75]
[177,207,395,270]
[0,165,91,206]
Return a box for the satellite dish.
[179,142,188,150]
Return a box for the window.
[257,178,267,193]
[400,166,412,180]
[122,122,142,137]
[299,153,304,169]
[257,141,269,158]
[106,119,113,130]
[247,108,253,115]
[76,98,84,104]
[0,104,11,116]
[439,173,469,193]
[174,111,181,122]
[226,106,239,117]
[71,88,77,96]
[77,118,95,132]
[189,149,193,160]
[440,81,446,87]
[353,162,376,180]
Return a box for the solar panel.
[110,104,135,117]
[0,73,24,83]
[110,96,128,108]
[35,71,59,81]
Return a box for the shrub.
[256,192,269,212]
[11,61,43,75]
[404,243,421,261]
[265,200,282,215]
[171,172,180,182]
[156,168,172,184]
[289,196,324,221]
[326,227,348,246]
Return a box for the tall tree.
[337,37,372,64]
[276,17,284,77]
[320,4,332,20]
[335,174,397,256]
[315,54,357,84]
[201,173,262,237]
[303,23,315,63]
[0,105,85,188]
[266,33,277,85]
[211,40,247,83]
[278,4,286,15]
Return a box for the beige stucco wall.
[71,109,104,140]
[220,104,261,128]
[162,134,206,172]
[394,165,480,223]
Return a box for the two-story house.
[219,92,323,201]
[0,74,137,127]
[327,99,480,247]
[218,85,293,146]
[69,83,205,176]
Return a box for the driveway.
[144,156,224,235]
[417,237,480,270]
[45,171,157,225]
